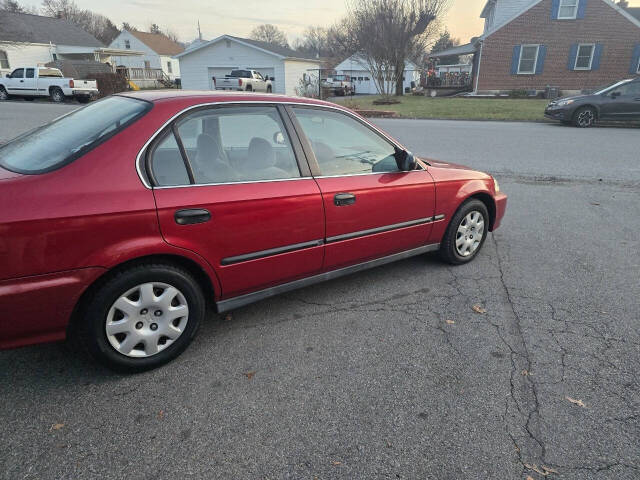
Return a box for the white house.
[335,54,421,95]
[0,11,137,77]
[109,30,184,81]
[175,35,322,95]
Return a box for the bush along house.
[430,0,640,96]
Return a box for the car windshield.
[592,79,633,95]
[0,96,151,174]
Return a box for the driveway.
[1,103,639,480]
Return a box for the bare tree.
[1,0,38,13]
[347,0,449,97]
[250,24,289,48]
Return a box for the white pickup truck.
[321,75,355,96]
[0,66,98,103]
[214,69,273,93]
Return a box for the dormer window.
[558,0,579,19]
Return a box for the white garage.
[176,35,321,96]
[335,54,420,95]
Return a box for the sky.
[19,0,640,45]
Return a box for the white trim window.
[518,45,540,74]
[558,0,579,19]
[167,61,172,73]
[575,44,595,70]
[0,50,9,69]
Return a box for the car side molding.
[216,243,440,312]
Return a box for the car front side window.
[10,68,24,79]
[292,107,399,176]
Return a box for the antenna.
[198,20,202,41]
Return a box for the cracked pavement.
[1,107,639,479]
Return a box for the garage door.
[208,67,238,90]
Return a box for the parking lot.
[1,101,639,479]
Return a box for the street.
[1,102,639,480]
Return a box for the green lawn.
[333,95,550,121]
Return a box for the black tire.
[246,85,252,92]
[266,85,272,93]
[77,96,90,104]
[439,199,490,265]
[78,263,205,373]
[0,86,9,101]
[50,87,65,103]
[573,106,596,128]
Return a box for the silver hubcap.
[578,110,594,127]
[105,282,189,358]
[455,210,485,257]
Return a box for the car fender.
[428,177,496,244]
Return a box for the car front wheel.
[0,87,9,101]
[440,199,489,265]
[79,263,205,372]
[573,106,596,128]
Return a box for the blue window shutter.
[577,0,587,18]
[511,45,522,74]
[568,44,578,70]
[631,44,640,74]
[551,0,560,19]
[535,45,547,74]
[591,43,603,70]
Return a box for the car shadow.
[0,253,446,387]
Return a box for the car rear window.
[0,96,151,174]
[229,70,251,78]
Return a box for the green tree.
[431,30,460,65]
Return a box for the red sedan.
[0,92,507,371]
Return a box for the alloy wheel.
[0,88,8,101]
[105,282,189,358]
[455,210,485,257]
[577,109,595,127]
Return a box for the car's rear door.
[288,105,436,271]
[150,104,325,299]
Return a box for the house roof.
[128,30,184,56]
[175,34,321,62]
[0,11,103,47]
[626,7,640,21]
[428,42,478,58]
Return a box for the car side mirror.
[395,148,417,172]
[5,74,9,78]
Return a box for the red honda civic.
[0,91,507,372]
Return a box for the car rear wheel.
[573,106,596,128]
[440,199,489,265]
[0,87,9,101]
[79,264,205,372]
[50,87,65,103]
[246,85,252,92]
[266,85,272,93]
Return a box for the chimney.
[618,0,629,7]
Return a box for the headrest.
[247,137,275,168]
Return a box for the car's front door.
[288,106,436,271]
[5,68,24,95]
[600,82,640,120]
[150,104,325,298]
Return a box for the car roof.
[117,90,342,109]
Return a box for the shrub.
[93,73,129,98]
[509,89,529,98]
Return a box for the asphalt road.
[1,102,639,480]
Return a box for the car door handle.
[19,80,24,83]
[334,193,356,206]
[174,209,211,225]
